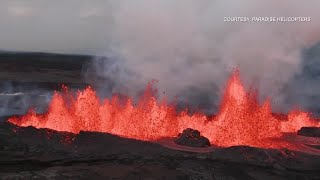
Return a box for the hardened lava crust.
[0,121,320,180]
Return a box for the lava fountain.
[8,70,320,149]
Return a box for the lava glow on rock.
[8,70,320,148]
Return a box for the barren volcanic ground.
[0,52,320,179]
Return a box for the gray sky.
[1,0,319,56]
[0,0,112,55]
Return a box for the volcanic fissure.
[8,70,320,149]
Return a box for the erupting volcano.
[8,70,320,149]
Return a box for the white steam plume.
[87,0,320,113]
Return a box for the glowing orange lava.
[8,70,320,148]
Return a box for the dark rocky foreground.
[0,122,320,180]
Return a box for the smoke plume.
[0,82,52,118]
[85,0,320,114]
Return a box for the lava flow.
[8,70,320,149]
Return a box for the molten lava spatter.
[8,71,320,148]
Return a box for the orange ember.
[8,70,320,148]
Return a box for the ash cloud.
[85,0,320,114]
